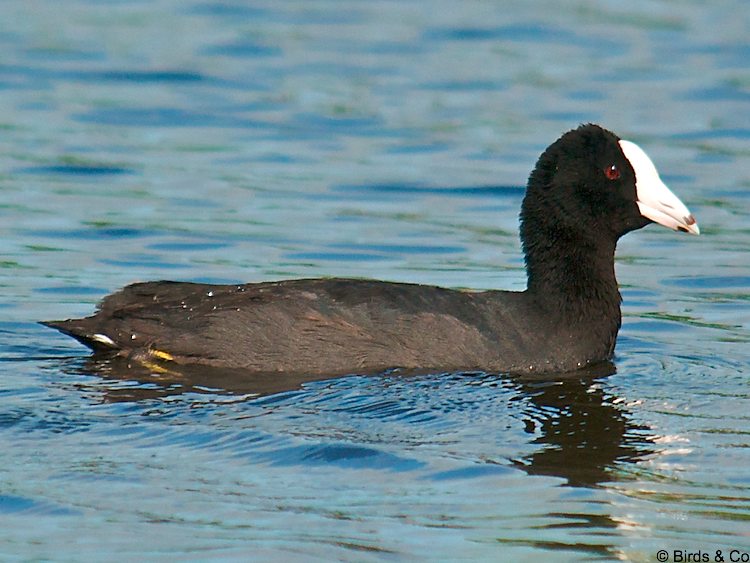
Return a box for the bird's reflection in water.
[68,354,653,489]
[71,354,333,401]
[510,361,652,488]
[508,362,652,487]
[500,362,655,557]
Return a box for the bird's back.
[45,278,533,375]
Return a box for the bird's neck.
[523,226,622,327]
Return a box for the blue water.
[2,1,749,561]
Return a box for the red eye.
[605,164,621,180]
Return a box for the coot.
[43,124,699,375]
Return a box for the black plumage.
[43,124,698,376]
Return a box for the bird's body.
[43,124,699,376]
[45,277,616,375]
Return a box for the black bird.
[43,124,699,376]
